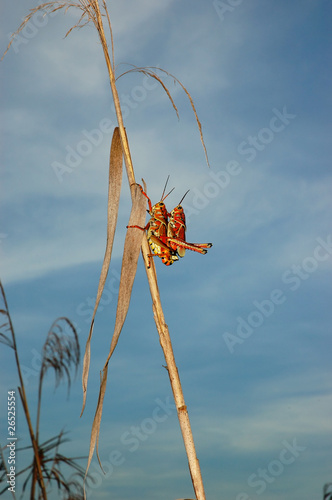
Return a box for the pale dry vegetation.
[2,1,210,499]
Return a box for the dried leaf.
[84,366,108,486]
[81,127,122,416]
[103,182,147,363]
[84,182,147,480]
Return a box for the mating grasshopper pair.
[128,178,212,267]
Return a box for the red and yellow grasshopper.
[167,190,213,257]
[128,179,212,266]
[127,178,179,267]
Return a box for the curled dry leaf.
[84,182,147,482]
[81,127,122,417]
[103,182,147,363]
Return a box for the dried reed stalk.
[89,3,207,498]
[0,282,84,498]
[3,2,208,499]
[0,282,48,499]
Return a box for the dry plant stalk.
[3,2,209,499]
[0,283,84,499]
[0,281,48,498]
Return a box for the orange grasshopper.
[127,177,179,267]
[167,190,213,257]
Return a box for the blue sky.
[1,1,331,499]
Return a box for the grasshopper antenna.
[178,189,190,206]
[161,175,175,202]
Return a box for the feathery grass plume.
[35,316,80,431]
[33,319,80,497]
[40,317,80,393]
[0,281,86,499]
[3,2,209,499]
[0,281,48,498]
